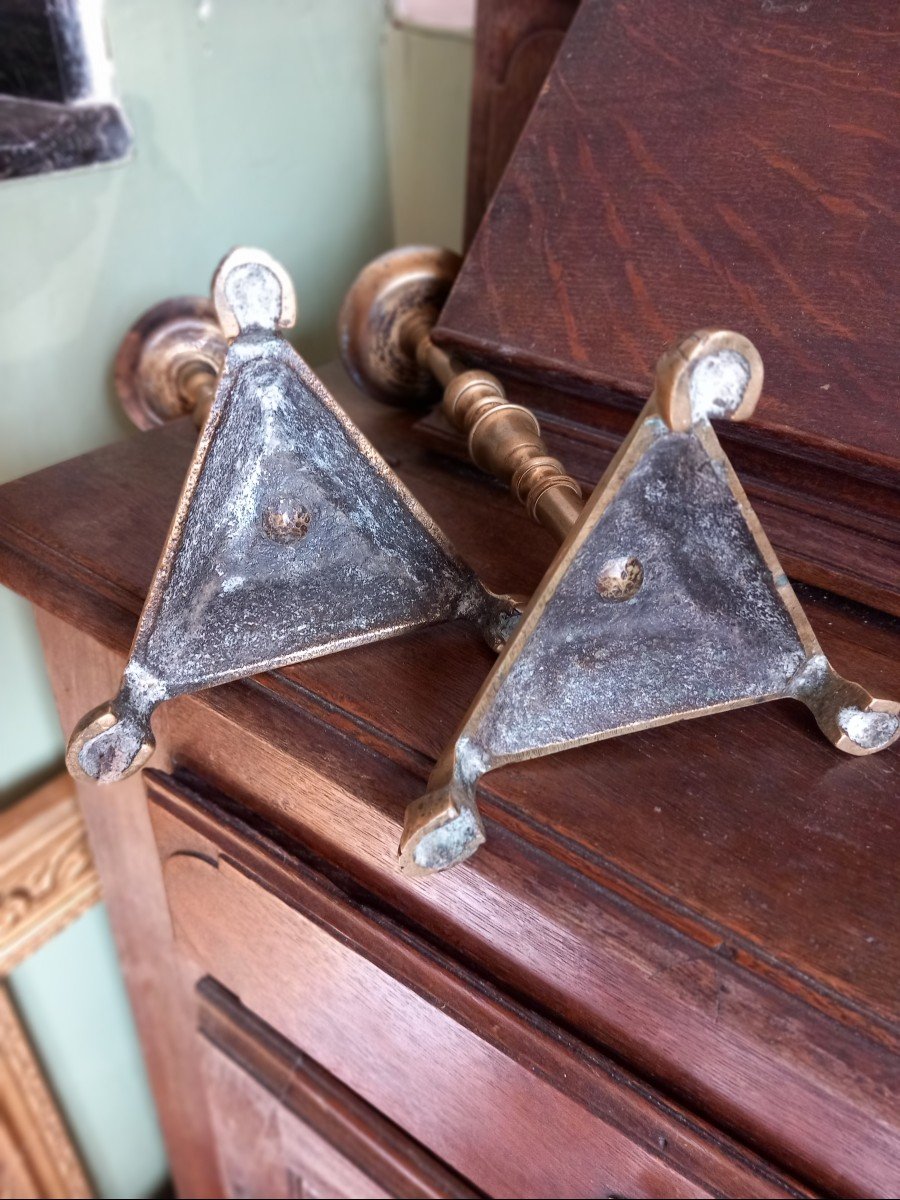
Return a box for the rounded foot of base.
[399,782,485,876]
[66,703,156,784]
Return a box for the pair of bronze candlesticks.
[66,246,899,876]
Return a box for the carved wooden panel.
[0,774,101,974]
[202,1045,382,1200]
[148,768,812,1199]
[464,0,579,245]
[0,774,96,1199]
[197,977,480,1199]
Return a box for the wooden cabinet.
[0,3,897,1196]
[0,366,896,1195]
[148,768,809,1199]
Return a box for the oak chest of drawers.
[0,360,897,1195]
[2,1,899,1194]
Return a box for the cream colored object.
[384,20,474,250]
[391,0,476,34]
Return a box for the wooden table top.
[0,361,897,1192]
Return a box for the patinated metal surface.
[340,246,585,541]
[381,320,900,875]
[67,248,516,785]
[338,245,461,407]
[340,250,899,875]
[114,295,226,430]
[473,430,808,758]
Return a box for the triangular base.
[473,420,807,760]
[139,335,494,692]
[69,249,512,784]
[401,331,898,874]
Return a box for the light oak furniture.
[0,774,97,1199]
[0,2,897,1196]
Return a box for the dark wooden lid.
[439,0,900,611]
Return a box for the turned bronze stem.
[405,320,583,542]
[338,245,585,544]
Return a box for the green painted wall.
[2,0,392,1195]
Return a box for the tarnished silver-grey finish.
[474,429,808,759]
[399,328,900,876]
[66,247,517,785]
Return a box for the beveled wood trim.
[419,355,900,616]
[151,768,814,1200]
[0,774,102,976]
[0,984,92,1199]
[197,977,483,1199]
[33,616,225,1198]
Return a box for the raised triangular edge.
[400,330,899,875]
[68,249,517,784]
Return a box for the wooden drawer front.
[197,977,479,1200]
[147,769,811,1200]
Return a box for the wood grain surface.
[440,0,900,611]
[151,770,810,1199]
[32,616,224,1200]
[0,363,896,1195]
[198,978,481,1199]
[464,0,579,246]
